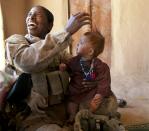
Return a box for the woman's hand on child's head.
[59,63,67,72]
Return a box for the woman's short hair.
[36,5,54,23]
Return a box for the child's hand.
[59,63,67,71]
[90,94,103,112]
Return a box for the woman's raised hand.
[65,12,91,35]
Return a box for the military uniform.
[5,31,72,130]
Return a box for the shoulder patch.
[5,34,27,44]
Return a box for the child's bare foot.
[89,94,102,112]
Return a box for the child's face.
[76,35,93,58]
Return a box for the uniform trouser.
[7,73,32,104]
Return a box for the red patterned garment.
[66,55,112,104]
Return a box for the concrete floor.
[111,73,149,125]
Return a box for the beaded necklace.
[80,58,96,80]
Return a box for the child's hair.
[84,31,105,57]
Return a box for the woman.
[5,5,92,130]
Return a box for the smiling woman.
[26,6,54,39]
[0,5,5,70]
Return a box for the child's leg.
[67,101,79,124]
[94,93,118,116]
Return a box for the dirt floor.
[111,73,149,126]
[118,98,149,125]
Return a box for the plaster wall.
[111,0,149,75]
[111,0,149,99]
[1,0,26,38]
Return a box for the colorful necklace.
[80,58,96,80]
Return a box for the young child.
[60,31,118,124]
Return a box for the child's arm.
[59,52,75,73]
[95,62,111,98]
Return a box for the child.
[60,31,118,123]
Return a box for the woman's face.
[26,6,52,39]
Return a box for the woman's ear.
[48,22,53,32]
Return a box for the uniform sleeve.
[59,49,73,63]
[96,63,111,98]
[5,31,72,73]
